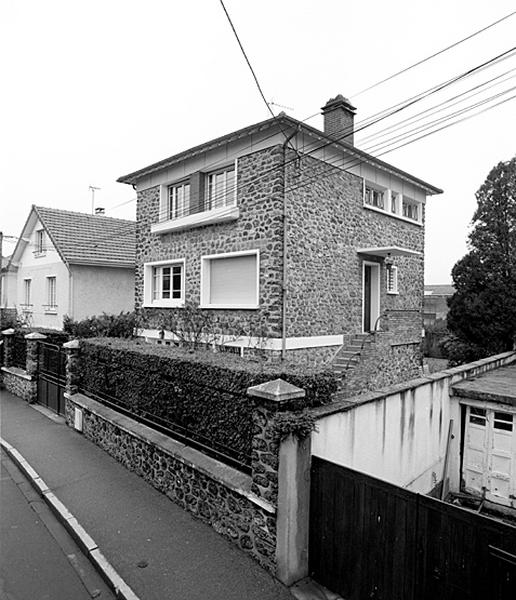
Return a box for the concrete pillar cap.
[63,339,80,350]
[247,378,305,410]
[24,332,48,340]
[1,328,15,335]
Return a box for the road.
[0,449,114,600]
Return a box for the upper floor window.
[402,196,419,221]
[35,229,46,255]
[143,259,185,308]
[364,185,385,210]
[167,182,190,220]
[206,166,236,210]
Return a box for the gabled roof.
[117,114,443,195]
[10,206,135,269]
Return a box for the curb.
[0,437,140,600]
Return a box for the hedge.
[77,338,338,468]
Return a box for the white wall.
[72,264,134,320]
[312,352,516,494]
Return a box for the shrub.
[440,333,488,367]
[77,338,338,467]
[63,312,139,339]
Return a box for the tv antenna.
[89,185,101,215]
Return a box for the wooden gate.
[37,342,66,416]
[310,456,516,600]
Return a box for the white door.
[463,405,516,508]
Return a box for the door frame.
[362,261,381,333]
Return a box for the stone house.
[118,95,441,383]
[5,205,135,329]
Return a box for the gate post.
[24,332,47,403]
[247,379,311,586]
[1,328,15,368]
[63,339,80,396]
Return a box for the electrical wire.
[349,9,516,98]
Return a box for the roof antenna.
[89,185,101,215]
[269,99,294,112]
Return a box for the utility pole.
[89,185,101,215]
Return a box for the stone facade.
[1,367,34,401]
[132,124,429,383]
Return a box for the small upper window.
[364,185,385,210]
[23,279,32,306]
[402,196,419,221]
[167,182,190,220]
[386,265,398,294]
[206,166,236,210]
[469,407,487,426]
[391,191,399,214]
[494,411,513,432]
[35,229,45,254]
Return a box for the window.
[206,166,236,210]
[167,182,190,220]
[143,260,185,307]
[364,185,385,209]
[386,265,398,294]
[469,406,487,426]
[391,191,399,214]
[46,276,57,309]
[23,279,32,306]
[201,250,259,308]
[35,229,45,255]
[402,196,419,221]
[494,411,513,432]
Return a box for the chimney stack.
[94,207,105,216]
[321,94,356,145]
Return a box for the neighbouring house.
[424,283,454,327]
[1,255,17,324]
[118,94,442,386]
[5,206,135,329]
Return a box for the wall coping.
[1,366,32,381]
[312,351,516,419]
[65,392,275,514]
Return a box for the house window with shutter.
[201,250,259,309]
[143,259,185,307]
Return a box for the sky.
[1,0,515,284]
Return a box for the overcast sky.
[2,1,515,283]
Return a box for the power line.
[350,9,516,98]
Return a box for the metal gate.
[310,456,516,600]
[37,342,66,416]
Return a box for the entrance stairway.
[332,333,371,378]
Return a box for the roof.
[424,284,455,296]
[451,363,516,407]
[21,206,135,268]
[117,114,443,195]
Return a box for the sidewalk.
[0,389,293,600]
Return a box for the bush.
[440,333,488,367]
[77,338,338,466]
[63,312,139,339]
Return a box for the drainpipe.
[281,127,299,361]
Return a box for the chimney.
[94,207,105,215]
[321,94,356,145]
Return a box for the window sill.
[200,303,259,310]
[386,291,399,296]
[151,205,239,234]
[363,204,423,227]
[44,308,58,314]
[142,301,185,309]
[33,251,47,258]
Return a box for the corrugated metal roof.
[35,206,135,267]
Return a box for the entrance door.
[363,263,380,333]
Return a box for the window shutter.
[209,255,257,305]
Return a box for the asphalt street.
[0,449,114,600]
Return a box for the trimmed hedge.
[77,338,338,466]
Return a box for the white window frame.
[386,265,398,295]
[46,276,57,311]
[205,162,237,211]
[167,181,191,220]
[200,249,259,310]
[143,259,185,308]
[402,195,420,222]
[23,278,32,306]
[362,179,423,226]
[35,229,46,255]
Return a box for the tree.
[446,157,516,361]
